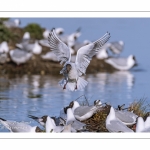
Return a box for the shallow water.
[0,68,149,132]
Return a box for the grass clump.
[128,97,150,117]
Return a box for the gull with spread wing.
[48,29,110,91]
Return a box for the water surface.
[0,68,149,132]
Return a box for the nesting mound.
[82,105,111,132]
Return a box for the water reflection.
[85,71,135,105]
[0,71,137,132]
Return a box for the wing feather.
[75,32,110,75]
[48,29,71,65]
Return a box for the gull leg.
[75,82,77,89]
[63,81,68,89]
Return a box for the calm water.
[0,68,149,132]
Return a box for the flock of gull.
[0,19,141,133]
[0,99,149,133]
[0,19,137,73]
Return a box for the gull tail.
[66,82,76,91]
[77,77,88,91]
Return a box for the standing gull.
[105,55,138,71]
[69,100,102,121]
[106,107,134,132]
[48,29,110,91]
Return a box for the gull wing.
[48,29,71,65]
[107,120,134,132]
[75,32,110,76]
[0,120,32,132]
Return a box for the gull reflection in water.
[86,71,135,105]
[109,71,135,89]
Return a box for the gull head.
[40,115,48,124]
[66,64,72,73]
[69,101,80,113]
[94,100,102,106]
[127,55,137,67]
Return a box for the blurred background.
[0,17,150,131]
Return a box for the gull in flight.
[48,29,110,91]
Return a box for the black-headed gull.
[69,100,102,121]
[0,117,43,132]
[105,55,138,71]
[48,29,110,91]
[106,107,134,132]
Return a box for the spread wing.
[75,32,110,76]
[48,29,71,65]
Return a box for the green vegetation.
[0,18,9,25]
[24,23,43,40]
[0,24,13,42]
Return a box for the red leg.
[75,84,77,89]
[63,81,68,89]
